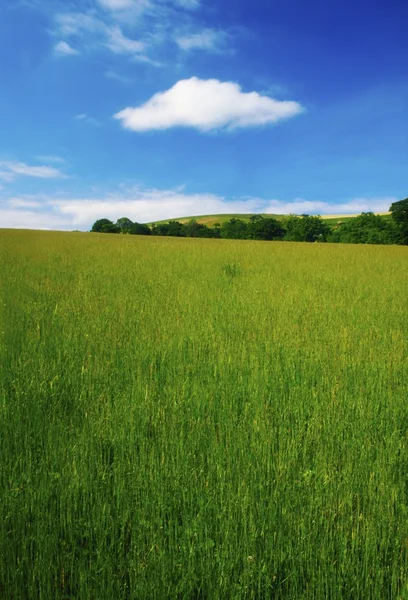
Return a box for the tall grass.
[1,230,408,599]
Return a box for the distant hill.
[149,212,391,227]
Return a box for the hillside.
[149,212,391,227]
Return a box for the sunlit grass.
[1,230,407,599]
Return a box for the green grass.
[1,230,408,599]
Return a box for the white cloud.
[98,0,138,9]
[174,0,200,9]
[0,189,393,231]
[0,171,16,183]
[0,209,69,231]
[106,25,145,54]
[114,77,304,132]
[262,197,395,216]
[74,114,101,126]
[176,29,227,51]
[54,40,79,56]
[55,12,147,58]
[0,161,64,179]
[8,199,43,209]
[55,13,102,37]
[105,70,134,83]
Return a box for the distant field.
[149,211,391,227]
[1,230,407,599]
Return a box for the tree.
[248,216,286,240]
[129,222,151,235]
[328,212,399,245]
[116,217,134,233]
[183,219,214,238]
[284,215,330,242]
[151,221,186,237]
[91,218,120,233]
[220,218,249,239]
[212,223,221,238]
[389,198,408,244]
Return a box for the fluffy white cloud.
[54,40,79,55]
[114,77,303,132]
[176,29,227,51]
[0,161,64,179]
[0,189,393,231]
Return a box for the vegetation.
[91,204,407,246]
[389,198,408,244]
[328,212,400,245]
[1,230,408,599]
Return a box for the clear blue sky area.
[1,0,407,229]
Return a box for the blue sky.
[0,0,407,230]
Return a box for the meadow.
[1,229,408,599]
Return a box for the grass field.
[1,230,408,599]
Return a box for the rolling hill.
[149,212,391,227]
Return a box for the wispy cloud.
[0,161,64,179]
[54,40,79,56]
[74,114,101,126]
[105,25,145,54]
[262,197,396,216]
[55,12,102,37]
[8,198,43,209]
[105,70,134,83]
[176,29,228,52]
[114,77,304,132]
[0,171,17,183]
[97,0,140,10]
[1,188,394,231]
[54,12,147,59]
[174,0,201,10]
[51,1,232,64]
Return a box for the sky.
[0,0,407,230]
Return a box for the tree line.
[91,198,408,245]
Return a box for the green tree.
[284,215,330,242]
[151,221,186,237]
[116,217,134,233]
[329,212,399,245]
[389,198,408,244]
[129,222,151,235]
[220,218,249,240]
[183,220,214,238]
[91,218,120,233]
[248,216,286,240]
